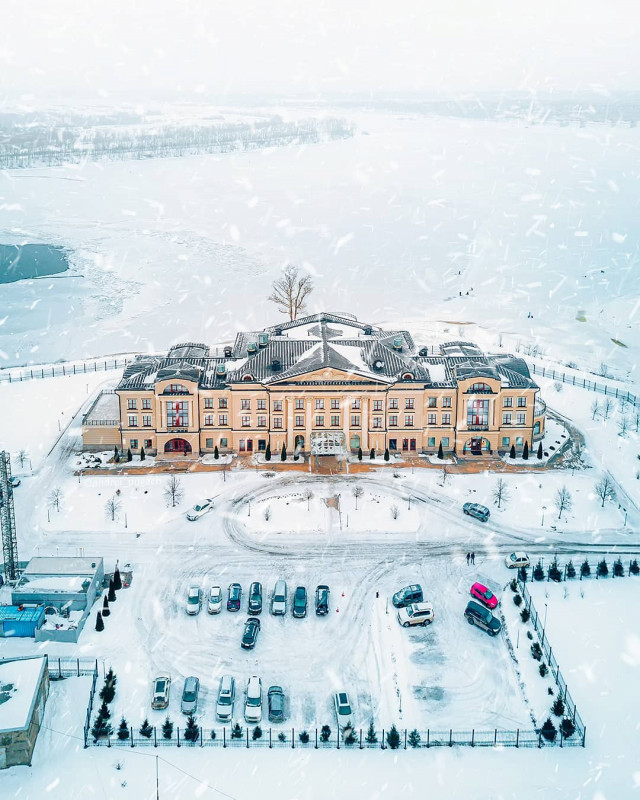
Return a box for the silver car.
[181,676,200,714]
[216,675,235,722]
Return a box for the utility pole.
[0,452,20,582]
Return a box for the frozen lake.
[1,109,638,372]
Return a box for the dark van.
[392,584,423,608]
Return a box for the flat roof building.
[0,656,49,768]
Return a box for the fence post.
[200,727,203,747]
[131,727,134,747]
[427,729,430,748]
[292,727,295,749]
[582,725,586,747]
[154,727,157,747]
[58,657,62,679]
[223,727,226,748]
[270,729,273,749]
[246,728,249,748]
[449,729,452,747]
[404,729,407,749]
[360,729,363,750]
[471,729,474,747]
[315,728,317,749]
[560,728,563,748]
[337,728,340,750]
[494,728,497,746]
[538,730,542,748]
[107,734,111,748]
[177,727,180,748]
[77,658,80,677]
[381,729,385,750]
[516,729,519,748]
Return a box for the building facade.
[83,312,545,458]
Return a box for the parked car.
[215,675,235,722]
[292,586,307,618]
[208,586,222,614]
[244,676,263,723]
[392,584,423,608]
[396,602,435,628]
[151,675,171,709]
[186,499,213,521]
[241,617,261,649]
[505,552,530,570]
[227,582,242,611]
[9,477,21,488]
[186,586,202,615]
[334,691,352,725]
[248,582,263,615]
[463,502,490,522]
[315,584,330,616]
[271,580,287,615]
[268,686,286,723]
[464,600,502,636]
[470,582,498,610]
[181,676,200,714]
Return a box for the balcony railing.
[534,398,547,417]
[466,424,490,431]
[84,419,119,427]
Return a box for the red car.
[470,582,498,610]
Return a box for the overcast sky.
[0,0,637,105]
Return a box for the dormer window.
[469,382,492,393]
[242,374,254,382]
[165,383,189,394]
[402,373,414,381]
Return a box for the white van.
[271,580,287,615]
[216,675,235,722]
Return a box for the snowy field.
[1,109,639,383]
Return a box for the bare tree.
[390,504,399,520]
[17,449,29,469]
[492,477,510,509]
[304,489,313,511]
[599,362,611,379]
[352,486,364,510]
[105,496,122,522]
[268,265,313,321]
[590,400,600,420]
[163,475,184,508]
[602,398,613,420]
[617,415,630,437]
[594,476,616,508]
[48,488,63,512]
[554,486,573,520]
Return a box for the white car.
[244,676,263,723]
[334,691,353,726]
[505,552,530,569]
[207,586,222,614]
[186,586,202,615]
[396,602,435,628]
[186,499,213,521]
[151,674,171,710]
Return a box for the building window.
[351,415,360,427]
[405,398,415,409]
[428,397,437,408]
[467,399,489,427]
[295,399,304,410]
[257,415,267,427]
[516,436,524,446]
[518,397,527,407]
[128,415,138,427]
[130,439,138,449]
[517,413,526,425]
[428,437,435,447]
[239,440,245,452]
[257,399,266,410]
[258,439,266,451]
[442,437,449,447]
[142,398,152,410]
[167,383,189,394]
[144,439,152,448]
[241,415,251,427]
[219,398,228,409]
[167,401,188,428]
[246,439,253,452]
[427,413,436,425]
[143,415,152,427]
[220,438,228,448]
[405,414,414,427]
[331,415,340,426]
[273,417,283,429]
[389,439,397,450]
[206,438,213,448]
[273,400,283,412]
[469,382,492,393]
[315,399,324,410]
[352,399,361,410]
[502,437,510,447]
[219,414,228,426]
[203,414,213,426]
[389,415,398,427]
[373,400,383,411]
[372,417,383,429]
[127,399,137,410]
[389,398,398,410]
[204,398,213,409]
[315,415,324,427]
[534,421,540,434]
[295,415,304,427]
[503,413,512,425]
[504,397,513,407]
[442,413,451,425]
[442,397,452,408]
[331,399,340,410]
[241,399,251,410]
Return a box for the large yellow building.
[82,312,545,459]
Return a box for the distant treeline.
[0,117,354,168]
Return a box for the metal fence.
[0,357,132,384]
[517,577,586,741]
[0,654,98,678]
[86,723,583,750]
[527,554,640,582]
[528,363,639,407]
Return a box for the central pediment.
[268,366,390,385]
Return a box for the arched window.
[401,373,414,381]
[469,382,492,393]
[242,374,254,382]
[164,383,189,394]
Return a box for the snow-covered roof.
[0,656,47,733]
[22,557,102,576]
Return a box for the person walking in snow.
[466,552,470,565]
[471,551,475,565]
